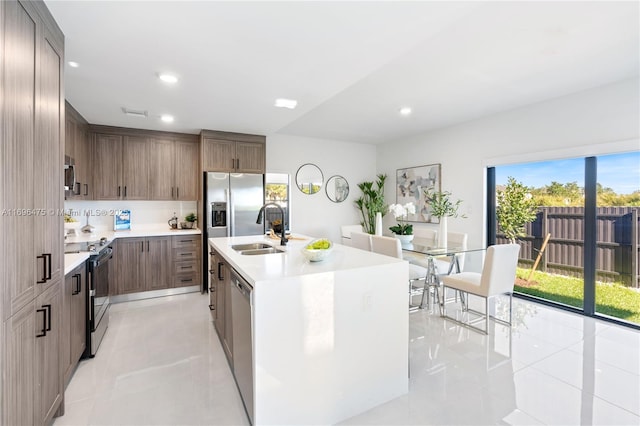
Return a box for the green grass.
[515,268,640,324]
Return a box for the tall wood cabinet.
[1,1,65,424]
[201,130,266,174]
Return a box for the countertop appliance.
[230,268,254,425]
[66,237,113,358]
[203,172,264,292]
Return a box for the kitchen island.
[209,235,409,425]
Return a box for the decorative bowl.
[301,238,333,262]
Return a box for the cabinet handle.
[37,255,47,284]
[36,308,47,337]
[124,186,127,198]
[44,253,52,280]
[176,187,179,198]
[84,183,89,196]
[72,273,81,295]
[179,253,190,256]
[118,186,121,197]
[44,304,52,332]
[180,266,191,269]
[208,304,215,311]
[146,241,149,251]
[180,278,193,283]
[171,187,174,198]
[141,241,144,252]
[217,262,224,280]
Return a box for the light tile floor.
[54,292,640,425]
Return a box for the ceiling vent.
[122,107,148,118]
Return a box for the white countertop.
[64,226,201,273]
[208,234,406,285]
[64,252,91,275]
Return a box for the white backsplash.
[64,200,198,231]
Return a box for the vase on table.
[394,234,414,245]
[438,216,448,248]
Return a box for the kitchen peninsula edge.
[208,235,409,425]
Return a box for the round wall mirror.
[325,175,349,203]
[295,163,323,195]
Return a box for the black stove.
[64,237,112,255]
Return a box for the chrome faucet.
[256,203,287,246]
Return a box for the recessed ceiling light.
[160,114,174,123]
[68,61,79,68]
[399,107,412,116]
[158,73,178,84]
[274,98,297,109]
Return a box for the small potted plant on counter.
[181,212,197,229]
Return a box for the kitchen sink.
[239,247,284,255]
[232,243,273,251]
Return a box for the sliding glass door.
[491,151,640,327]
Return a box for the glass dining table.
[401,238,485,313]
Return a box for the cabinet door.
[202,138,235,172]
[146,237,172,291]
[213,257,225,338]
[75,123,91,199]
[174,141,199,200]
[61,272,73,384]
[64,116,76,164]
[1,300,36,426]
[148,138,174,200]
[122,136,149,200]
[35,22,64,295]
[116,238,146,294]
[93,134,122,200]
[235,141,265,173]
[34,283,62,426]
[70,267,86,374]
[2,0,37,321]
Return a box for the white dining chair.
[441,243,520,334]
[371,235,428,311]
[340,224,363,247]
[350,231,372,251]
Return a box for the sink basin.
[232,243,273,251]
[240,247,284,255]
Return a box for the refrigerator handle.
[226,188,232,237]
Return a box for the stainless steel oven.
[85,242,113,357]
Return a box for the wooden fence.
[497,207,640,288]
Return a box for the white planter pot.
[394,234,414,244]
[438,216,448,248]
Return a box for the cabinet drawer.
[173,248,199,262]
[172,235,200,249]
[174,260,199,274]
[174,272,201,287]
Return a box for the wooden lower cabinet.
[116,237,172,294]
[2,283,63,426]
[172,235,201,288]
[209,247,232,364]
[62,263,86,385]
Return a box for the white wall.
[376,78,640,271]
[266,134,377,242]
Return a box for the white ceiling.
[45,1,639,144]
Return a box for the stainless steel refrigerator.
[203,172,264,290]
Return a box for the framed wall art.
[396,164,441,223]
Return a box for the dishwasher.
[230,269,254,424]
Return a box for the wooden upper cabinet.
[93,134,123,200]
[174,141,199,200]
[235,141,265,173]
[201,131,266,174]
[148,138,175,200]
[65,102,92,199]
[121,136,149,200]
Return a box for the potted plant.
[497,177,537,243]
[182,212,197,229]
[388,202,416,243]
[424,188,466,247]
[354,174,387,234]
